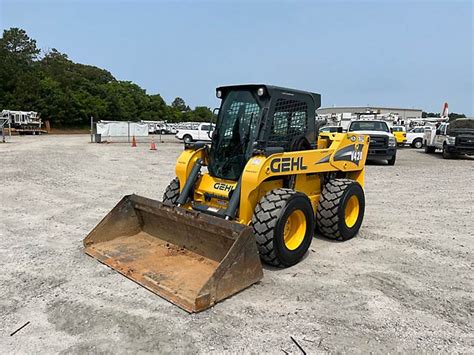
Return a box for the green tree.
[0,27,40,62]
[0,28,41,109]
[182,106,214,122]
[0,27,215,127]
[171,97,190,112]
[448,113,466,119]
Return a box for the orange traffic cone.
[150,136,157,150]
[131,135,137,147]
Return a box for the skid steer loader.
[84,85,369,312]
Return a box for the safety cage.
[216,85,321,153]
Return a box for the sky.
[1,0,473,115]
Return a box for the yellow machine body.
[176,132,369,225]
[84,84,369,313]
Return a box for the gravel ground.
[1,134,473,353]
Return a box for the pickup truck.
[405,126,425,148]
[175,123,215,143]
[392,126,407,147]
[424,119,474,158]
[348,120,397,165]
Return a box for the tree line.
[0,28,214,127]
[422,112,465,119]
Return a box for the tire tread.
[316,178,354,241]
[251,188,297,268]
[162,177,180,205]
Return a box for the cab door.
[435,124,447,148]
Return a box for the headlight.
[447,136,456,145]
[388,137,396,147]
[257,87,265,96]
[216,90,222,98]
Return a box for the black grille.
[268,98,308,148]
[457,135,474,147]
[369,135,388,148]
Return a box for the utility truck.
[424,119,474,158]
[1,110,43,134]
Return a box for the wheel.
[387,154,396,165]
[316,179,365,241]
[161,130,166,135]
[252,188,314,268]
[183,135,192,143]
[424,144,435,153]
[412,139,423,149]
[442,145,453,159]
[162,177,180,205]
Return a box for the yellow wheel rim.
[344,195,360,228]
[283,210,306,250]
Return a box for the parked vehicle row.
[320,122,427,150]
[143,121,212,135]
[173,117,474,164]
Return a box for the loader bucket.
[84,194,263,312]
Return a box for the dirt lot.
[1,135,472,353]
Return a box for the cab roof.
[216,84,321,109]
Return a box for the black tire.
[252,188,314,268]
[161,130,166,135]
[316,179,365,241]
[424,144,435,153]
[162,177,180,205]
[183,135,192,144]
[387,154,396,165]
[412,139,423,149]
[442,145,453,159]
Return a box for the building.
[317,106,423,121]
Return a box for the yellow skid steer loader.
[84,85,369,312]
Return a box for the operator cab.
[209,84,321,181]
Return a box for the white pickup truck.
[175,123,215,143]
[405,126,425,148]
[348,120,397,165]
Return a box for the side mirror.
[390,128,393,133]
